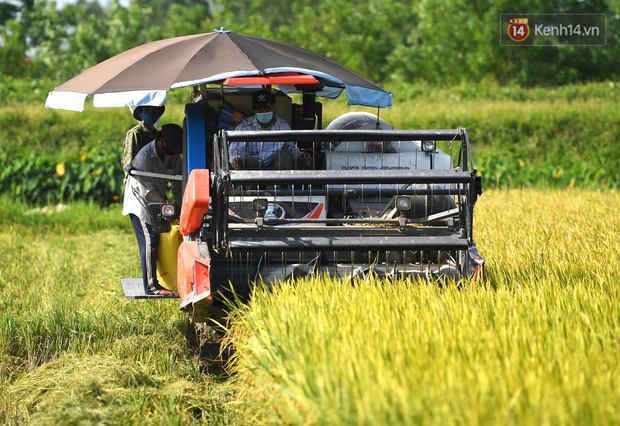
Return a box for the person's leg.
[130,214,162,294]
[270,149,293,170]
[239,157,260,169]
[264,149,294,191]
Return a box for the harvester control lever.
[253,198,268,230]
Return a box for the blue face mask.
[141,111,161,125]
[255,111,274,124]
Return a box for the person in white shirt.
[123,123,183,296]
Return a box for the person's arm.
[122,131,139,177]
[281,141,300,158]
[229,141,244,168]
[130,154,166,205]
[230,117,254,168]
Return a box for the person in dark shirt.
[122,105,165,182]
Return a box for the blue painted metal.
[185,103,207,175]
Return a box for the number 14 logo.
[508,18,530,42]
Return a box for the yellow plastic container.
[156,223,183,291]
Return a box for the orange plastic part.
[176,241,211,300]
[221,73,320,86]
[194,257,211,296]
[179,169,210,236]
[177,241,198,298]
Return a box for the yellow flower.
[554,169,563,179]
[80,153,88,162]
[518,158,525,168]
[56,162,65,177]
[113,195,120,201]
[88,169,101,177]
[568,178,575,189]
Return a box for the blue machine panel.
[185,103,206,175]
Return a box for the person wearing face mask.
[229,89,311,170]
[123,105,166,182]
[122,124,183,296]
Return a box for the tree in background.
[1,0,212,80]
[0,1,20,25]
[203,0,619,85]
[0,0,617,86]
[0,19,27,76]
[0,0,33,76]
[389,0,619,85]
[207,0,415,83]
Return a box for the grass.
[0,199,239,424]
[1,189,618,424]
[0,103,188,162]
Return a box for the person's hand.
[300,152,311,165]
[231,157,239,170]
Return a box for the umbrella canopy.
[45,29,392,111]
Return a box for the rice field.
[1,189,619,424]
[226,189,620,424]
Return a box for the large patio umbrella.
[45,29,392,111]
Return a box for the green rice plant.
[387,81,618,103]
[226,188,620,425]
[0,198,128,233]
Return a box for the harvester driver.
[229,89,311,170]
[122,124,183,296]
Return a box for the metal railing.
[208,129,480,257]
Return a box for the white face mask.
[255,111,274,124]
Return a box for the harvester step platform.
[120,278,179,299]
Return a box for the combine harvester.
[124,84,485,341]
[44,31,484,348]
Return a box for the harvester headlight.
[161,204,176,217]
[422,140,436,153]
[396,196,412,212]
[253,198,268,216]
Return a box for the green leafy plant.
[0,149,124,205]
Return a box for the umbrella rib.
[170,33,262,88]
